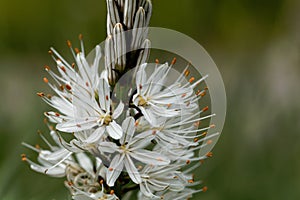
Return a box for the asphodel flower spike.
[23,1,222,199]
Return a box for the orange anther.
[206,140,213,144]
[206,152,213,158]
[184,69,190,77]
[171,57,177,65]
[66,84,72,90]
[66,40,72,47]
[152,130,157,135]
[189,77,195,83]
[44,65,51,71]
[43,77,49,83]
[60,66,66,72]
[37,92,44,97]
[74,48,80,54]
[202,106,209,112]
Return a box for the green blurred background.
[0,0,299,199]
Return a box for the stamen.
[184,69,190,77]
[134,121,139,127]
[155,58,159,64]
[78,34,83,40]
[66,84,72,90]
[188,179,194,183]
[206,152,213,158]
[60,66,66,72]
[156,158,163,161]
[110,190,115,195]
[21,154,27,161]
[43,77,49,83]
[37,92,45,97]
[200,91,206,97]
[109,167,113,171]
[189,77,195,83]
[202,106,209,112]
[74,48,80,54]
[171,57,176,65]
[44,65,51,71]
[206,140,213,144]
[152,130,157,135]
[193,121,200,127]
[66,40,72,48]
[202,186,208,192]
[59,85,64,91]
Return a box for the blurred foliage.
[0,0,300,199]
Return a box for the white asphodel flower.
[55,78,124,140]
[138,187,208,200]
[39,38,124,140]
[132,62,208,126]
[70,186,119,200]
[138,164,185,198]
[101,117,170,187]
[22,123,73,177]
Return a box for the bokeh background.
[1,0,299,199]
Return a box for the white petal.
[130,149,170,165]
[83,127,105,143]
[56,117,97,132]
[106,121,123,139]
[120,117,135,144]
[98,78,111,111]
[106,154,125,187]
[75,153,94,176]
[139,107,157,126]
[135,63,147,93]
[124,154,141,184]
[98,141,118,153]
[112,101,124,119]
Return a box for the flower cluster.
[22,0,218,199]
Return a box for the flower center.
[138,95,148,106]
[100,114,112,125]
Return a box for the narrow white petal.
[130,149,170,165]
[56,117,97,132]
[124,154,141,184]
[112,101,124,119]
[98,78,111,111]
[106,154,125,187]
[83,127,105,143]
[106,121,123,139]
[121,117,135,144]
[75,153,94,176]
